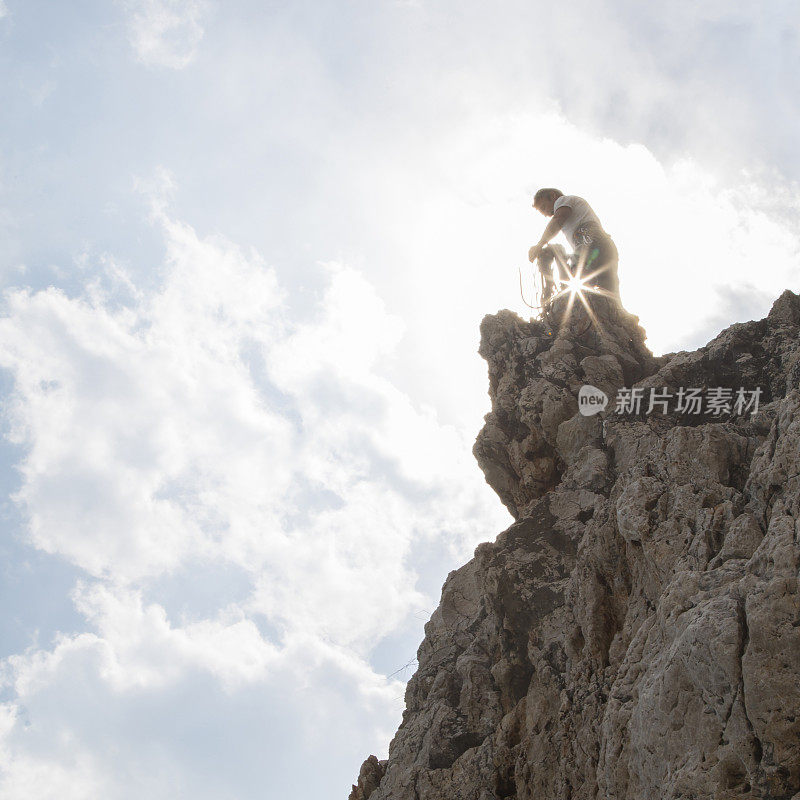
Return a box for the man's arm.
[528,205,572,262]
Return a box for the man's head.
[533,188,563,216]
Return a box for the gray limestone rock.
[351,290,800,800]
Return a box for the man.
[528,188,620,301]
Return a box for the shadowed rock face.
[350,290,800,800]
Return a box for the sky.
[0,1,798,798]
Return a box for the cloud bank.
[0,198,509,797]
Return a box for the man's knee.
[588,259,619,294]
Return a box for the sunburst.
[546,247,617,337]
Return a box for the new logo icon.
[578,384,608,416]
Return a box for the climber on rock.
[528,188,621,303]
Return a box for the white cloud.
[0,195,509,796]
[123,0,210,69]
[0,221,289,580]
[437,0,800,178]
[0,618,403,799]
[0,192,507,604]
[2,583,281,703]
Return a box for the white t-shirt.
[553,195,604,248]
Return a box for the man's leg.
[585,236,620,301]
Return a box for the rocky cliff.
[350,290,800,800]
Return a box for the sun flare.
[566,275,585,294]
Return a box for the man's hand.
[528,244,544,262]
